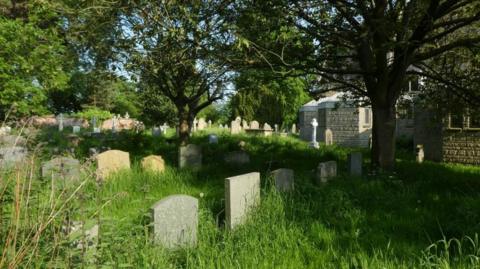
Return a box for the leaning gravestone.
[179,144,202,168]
[224,151,250,166]
[72,126,81,134]
[0,146,28,169]
[316,161,337,183]
[271,168,294,191]
[96,150,130,179]
[141,155,165,173]
[325,129,333,145]
[151,195,198,248]
[347,152,362,176]
[225,172,260,229]
[42,156,81,181]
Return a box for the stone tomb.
[42,156,81,181]
[225,172,260,229]
[271,168,294,191]
[347,152,362,176]
[224,151,250,166]
[151,195,198,248]
[316,161,337,183]
[179,144,202,168]
[96,150,131,179]
[141,155,165,173]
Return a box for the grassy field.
[1,128,480,268]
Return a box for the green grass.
[2,128,480,268]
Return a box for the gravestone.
[141,155,165,173]
[242,120,249,130]
[197,118,207,130]
[193,118,198,132]
[291,124,296,134]
[271,168,294,191]
[230,120,242,134]
[325,129,333,145]
[250,121,260,129]
[152,127,161,137]
[263,123,273,131]
[96,150,130,179]
[0,135,26,147]
[151,195,198,248]
[274,124,279,133]
[347,152,362,176]
[0,146,28,169]
[72,126,81,133]
[0,126,11,136]
[208,120,212,128]
[309,118,319,149]
[93,127,101,134]
[58,113,64,131]
[42,156,81,181]
[225,172,260,229]
[224,151,250,165]
[179,144,202,168]
[316,161,337,183]
[208,134,218,144]
[416,145,424,163]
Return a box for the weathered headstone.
[197,118,207,130]
[141,155,165,173]
[271,168,294,191]
[151,195,198,248]
[152,127,161,137]
[224,151,250,165]
[316,161,337,183]
[93,127,101,134]
[0,126,12,136]
[291,124,296,134]
[263,123,273,131]
[250,121,260,129]
[230,120,242,134]
[325,129,333,145]
[225,172,260,229]
[242,120,249,130]
[0,146,27,169]
[124,112,130,119]
[347,152,362,176]
[96,150,130,179]
[179,144,202,168]
[416,144,424,163]
[208,120,212,128]
[309,118,319,149]
[208,134,218,144]
[42,156,81,181]
[274,124,279,133]
[0,135,26,147]
[72,126,81,133]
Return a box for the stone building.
[414,106,480,165]
[299,93,373,148]
[298,92,415,148]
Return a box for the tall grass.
[1,128,480,268]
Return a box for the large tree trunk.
[178,108,192,146]
[371,102,397,171]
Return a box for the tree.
[236,1,480,171]
[0,17,69,119]
[229,70,310,127]
[120,1,231,145]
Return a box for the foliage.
[229,70,310,127]
[3,130,480,268]
[74,107,112,121]
[0,17,69,119]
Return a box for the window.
[468,110,480,129]
[449,112,464,129]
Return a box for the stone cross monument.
[309,118,319,149]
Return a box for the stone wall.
[324,107,370,148]
[299,111,318,141]
[442,131,480,165]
